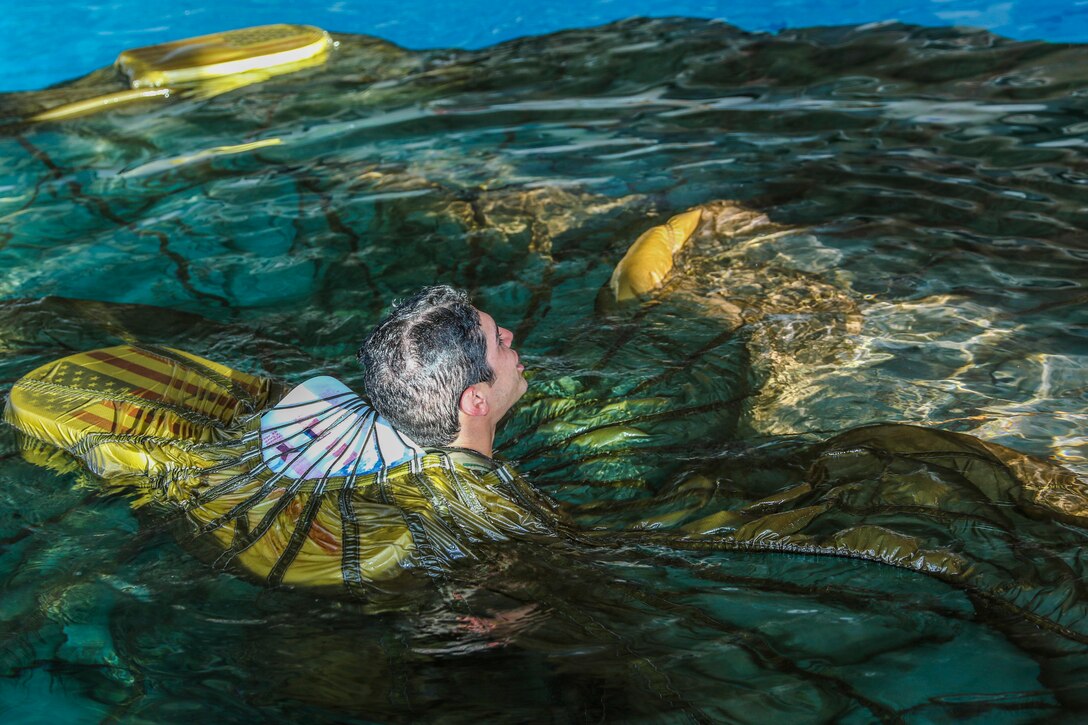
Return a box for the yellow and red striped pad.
[4,345,277,476]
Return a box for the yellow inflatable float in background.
[31,24,333,122]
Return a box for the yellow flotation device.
[31,24,333,122]
[117,24,332,89]
[4,344,277,479]
[608,207,703,303]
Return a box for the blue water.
[4,4,1088,718]
[2,0,1084,92]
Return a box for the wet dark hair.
[357,285,494,446]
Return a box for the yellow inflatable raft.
[31,24,333,122]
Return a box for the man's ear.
[458,385,490,417]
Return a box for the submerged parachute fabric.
[3,347,562,595]
[7,343,1088,649]
[567,423,1088,644]
[183,447,559,592]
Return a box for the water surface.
[1,18,1087,721]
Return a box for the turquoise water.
[1,0,1085,91]
[2,16,1088,722]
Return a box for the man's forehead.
[476,309,497,335]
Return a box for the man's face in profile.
[476,308,527,421]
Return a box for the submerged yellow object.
[30,88,173,122]
[609,208,703,302]
[119,138,284,178]
[3,345,277,480]
[3,345,542,592]
[117,24,332,88]
[29,24,332,123]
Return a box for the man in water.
[7,277,1088,651]
[358,284,528,460]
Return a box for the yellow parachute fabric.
[608,208,703,302]
[182,447,559,593]
[2,345,561,598]
[9,343,1088,649]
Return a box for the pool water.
[2,16,1088,722]
[1,0,1084,92]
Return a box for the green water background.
[1,19,1086,722]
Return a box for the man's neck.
[449,417,497,458]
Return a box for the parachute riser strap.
[410,462,464,538]
[441,455,491,519]
[197,396,371,508]
[337,463,369,597]
[254,396,371,450]
[265,407,379,587]
[208,408,359,553]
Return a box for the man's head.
[358,285,526,447]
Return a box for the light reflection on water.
[1,17,1087,721]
